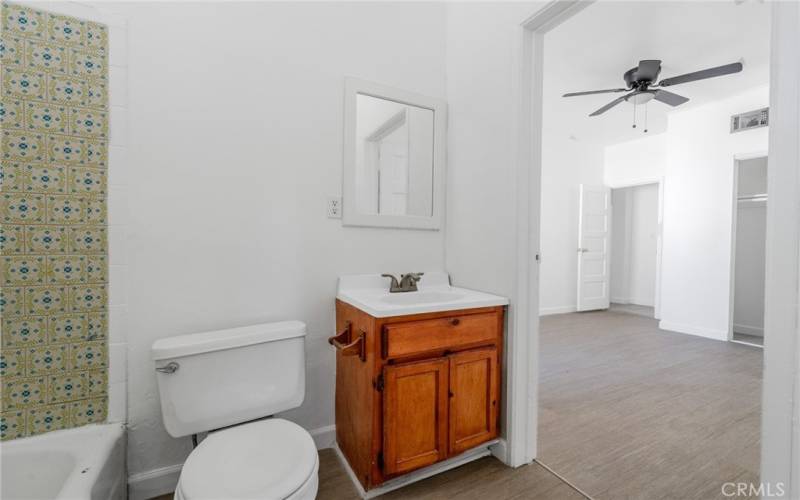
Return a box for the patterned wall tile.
[1,35,25,66]
[47,255,86,284]
[2,67,45,100]
[86,312,107,340]
[26,225,67,253]
[27,344,67,375]
[26,40,66,74]
[25,101,67,133]
[47,14,85,47]
[2,316,46,347]
[69,107,106,138]
[70,397,105,426]
[26,164,67,194]
[0,225,25,254]
[27,404,67,434]
[71,284,106,312]
[1,348,26,377]
[1,410,27,440]
[2,255,45,285]
[1,163,25,191]
[69,49,106,80]
[2,193,45,223]
[1,1,108,440]
[1,98,25,128]
[47,134,85,164]
[0,286,25,317]
[69,167,105,195]
[48,74,86,106]
[48,314,88,343]
[47,194,85,224]
[69,340,106,369]
[49,372,86,402]
[2,130,45,162]
[26,285,67,315]
[70,226,105,253]
[3,376,46,409]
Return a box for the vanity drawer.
[382,312,498,359]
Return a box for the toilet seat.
[174,419,318,500]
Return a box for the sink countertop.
[337,272,509,318]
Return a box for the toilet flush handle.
[155,362,180,374]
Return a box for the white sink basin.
[337,272,508,317]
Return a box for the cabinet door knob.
[450,318,460,326]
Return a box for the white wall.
[605,86,769,340]
[733,157,768,336]
[610,183,658,307]
[110,1,448,479]
[605,133,667,187]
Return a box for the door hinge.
[374,374,384,392]
[377,452,384,469]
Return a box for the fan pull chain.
[644,102,648,133]
[632,100,637,129]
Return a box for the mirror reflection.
[354,94,434,217]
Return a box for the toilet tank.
[151,321,306,437]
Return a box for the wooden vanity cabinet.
[333,300,505,490]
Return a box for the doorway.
[730,155,768,347]
[610,182,660,319]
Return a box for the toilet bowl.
[173,419,318,500]
[151,322,316,500]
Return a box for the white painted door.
[577,185,611,311]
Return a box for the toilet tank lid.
[152,321,306,360]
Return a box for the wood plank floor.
[538,310,763,500]
[317,450,586,500]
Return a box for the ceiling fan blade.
[635,60,662,82]
[653,89,689,106]
[589,92,636,116]
[563,88,628,97]
[659,62,743,87]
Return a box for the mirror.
[343,78,446,230]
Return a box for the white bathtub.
[1,423,126,500]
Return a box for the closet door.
[448,348,498,455]
[383,358,449,475]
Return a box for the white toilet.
[152,321,318,500]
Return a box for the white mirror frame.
[342,77,446,230]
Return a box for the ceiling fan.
[563,59,744,119]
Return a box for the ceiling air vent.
[730,107,769,133]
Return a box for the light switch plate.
[327,196,342,219]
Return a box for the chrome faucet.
[381,272,424,293]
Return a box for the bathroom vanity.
[331,273,508,492]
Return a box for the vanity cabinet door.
[448,348,498,455]
[383,358,449,475]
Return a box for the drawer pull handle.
[450,318,461,326]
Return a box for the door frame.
[513,1,800,495]
[727,152,768,345]
[606,177,664,319]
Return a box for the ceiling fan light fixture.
[626,92,655,105]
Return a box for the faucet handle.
[403,272,424,282]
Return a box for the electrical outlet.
[327,196,342,219]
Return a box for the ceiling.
[543,0,771,147]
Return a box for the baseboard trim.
[732,324,764,336]
[310,424,336,449]
[539,305,576,316]
[659,320,728,341]
[127,423,336,499]
[332,440,497,499]
[128,463,183,500]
